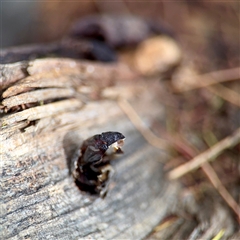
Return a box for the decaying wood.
[0,62,28,90]
[2,57,237,239]
[1,58,181,239]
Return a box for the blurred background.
[1,1,239,71]
[1,1,239,237]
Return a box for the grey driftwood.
[1,58,238,240]
[1,58,180,239]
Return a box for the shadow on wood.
[1,58,180,239]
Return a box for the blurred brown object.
[37,1,97,42]
[70,14,174,48]
[134,36,182,77]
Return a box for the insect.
[72,131,125,198]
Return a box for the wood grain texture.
[0,62,28,90]
[1,58,179,239]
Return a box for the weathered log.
[1,57,238,239]
[1,58,180,239]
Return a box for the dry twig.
[118,98,169,150]
[207,84,240,107]
[168,128,240,179]
[201,162,240,222]
[168,134,240,221]
[118,98,240,220]
[175,67,240,92]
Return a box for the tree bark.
[1,58,180,239]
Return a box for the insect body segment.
[74,131,125,197]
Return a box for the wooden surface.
[1,58,180,239]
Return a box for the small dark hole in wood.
[63,131,83,176]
